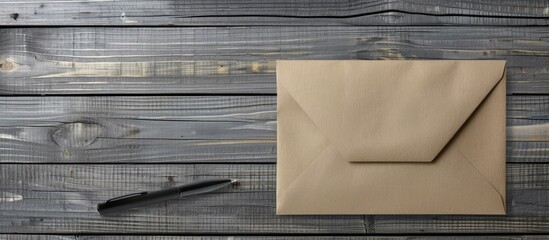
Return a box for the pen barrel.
[97,187,180,215]
[97,179,233,215]
[177,179,233,198]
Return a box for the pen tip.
[231,179,238,183]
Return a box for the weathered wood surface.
[1,1,548,237]
[1,27,549,95]
[0,164,364,234]
[0,163,548,234]
[1,236,548,240]
[0,96,276,163]
[1,0,549,27]
[0,95,547,164]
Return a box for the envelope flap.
[277,60,506,162]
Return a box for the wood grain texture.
[0,164,365,234]
[1,27,549,95]
[0,163,547,234]
[1,236,548,240]
[0,96,276,163]
[0,236,76,240]
[0,95,547,164]
[0,0,549,26]
[0,1,548,237]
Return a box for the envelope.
[276,60,506,215]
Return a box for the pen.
[97,178,237,215]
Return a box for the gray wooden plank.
[0,0,548,26]
[1,27,549,95]
[1,235,548,240]
[0,164,365,234]
[0,96,276,163]
[0,236,74,240]
[78,237,549,240]
[0,163,547,234]
[0,95,547,163]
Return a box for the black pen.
[97,178,237,215]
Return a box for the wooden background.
[0,0,549,239]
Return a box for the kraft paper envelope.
[276,60,506,215]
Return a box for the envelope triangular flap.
[277,60,506,163]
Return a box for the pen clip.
[106,192,147,203]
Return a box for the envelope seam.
[456,148,506,212]
[423,62,507,165]
[278,79,348,157]
[278,83,333,199]
[279,145,331,204]
[278,83,338,152]
[278,83,333,145]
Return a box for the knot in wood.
[0,59,17,72]
[52,122,103,149]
